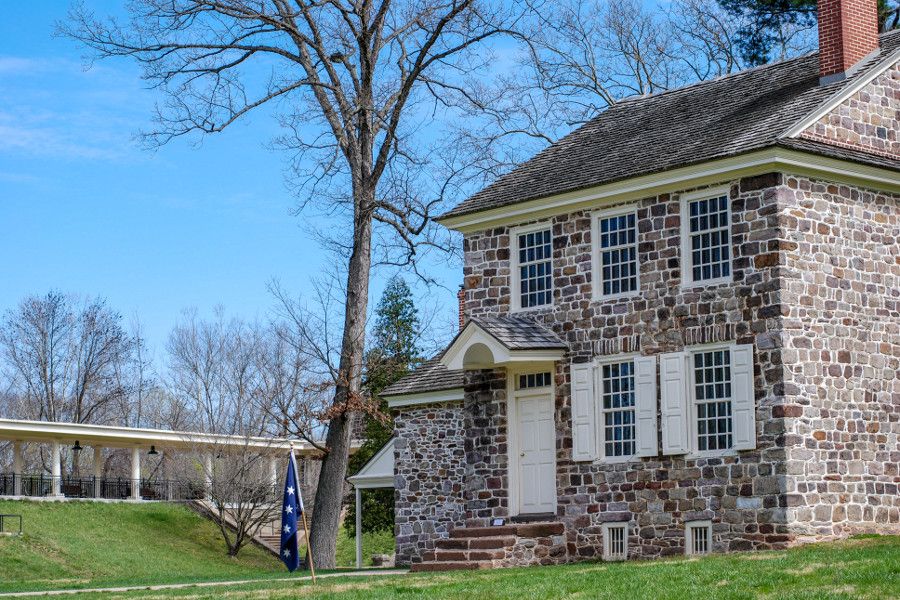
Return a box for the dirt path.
[0,569,409,597]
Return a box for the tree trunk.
[308,190,373,569]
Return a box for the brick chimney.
[457,286,466,330]
[818,0,880,83]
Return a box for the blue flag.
[279,450,304,572]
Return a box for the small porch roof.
[347,439,395,489]
[440,316,567,371]
[0,418,321,455]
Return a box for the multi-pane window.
[686,521,712,555]
[687,194,731,282]
[598,212,638,296]
[601,361,636,458]
[693,349,733,452]
[516,229,552,309]
[603,523,628,561]
[518,372,552,389]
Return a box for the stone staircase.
[411,522,566,572]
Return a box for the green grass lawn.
[0,499,394,593]
[101,535,899,600]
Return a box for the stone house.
[379,0,899,570]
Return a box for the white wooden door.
[517,390,556,514]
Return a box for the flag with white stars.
[279,449,304,572]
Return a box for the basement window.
[685,520,712,556]
[602,522,628,561]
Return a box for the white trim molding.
[782,45,900,139]
[385,388,464,408]
[438,147,900,233]
[440,320,565,371]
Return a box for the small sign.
[491,518,505,526]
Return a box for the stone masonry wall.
[777,175,900,539]
[463,369,510,523]
[800,60,899,158]
[462,174,796,558]
[393,403,467,566]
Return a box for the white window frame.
[685,520,713,556]
[591,205,640,301]
[510,221,554,312]
[594,354,639,464]
[679,186,733,289]
[602,522,629,561]
[687,342,738,459]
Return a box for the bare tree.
[63,0,526,567]
[166,310,311,556]
[0,292,131,425]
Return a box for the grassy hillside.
[0,500,393,593]
[112,535,900,600]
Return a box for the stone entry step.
[412,522,566,572]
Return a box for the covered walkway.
[0,418,317,501]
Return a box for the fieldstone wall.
[800,60,899,158]
[393,403,467,565]
[461,174,796,559]
[463,369,511,523]
[776,175,900,539]
[397,169,898,566]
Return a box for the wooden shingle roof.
[441,30,900,221]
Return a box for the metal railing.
[0,473,278,503]
[0,514,23,535]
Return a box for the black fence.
[0,473,277,503]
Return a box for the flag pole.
[292,443,316,583]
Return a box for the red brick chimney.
[457,286,466,330]
[818,0,880,83]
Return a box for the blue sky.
[0,2,460,357]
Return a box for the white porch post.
[130,447,141,500]
[93,447,103,499]
[355,486,362,569]
[12,442,23,496]
[50,441,62,497]
[269,456,279,490]
[204,453,213,500]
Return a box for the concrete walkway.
[0,569,409,597]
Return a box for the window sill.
[591,291,640,303]
[685,449,738,460]
[680,276,733,290]
[594,455,638,465]
[510,303,554,314]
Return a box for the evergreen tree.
[719,0,898,65]
[345,276,422,536]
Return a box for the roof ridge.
[615,52,817,107]
[617,28,900,107]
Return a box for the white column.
[204,453,213,500]
[131,447,141,500]
[270,456,279,490]
[355,487,363,569]
[93,447,103,499]
[51,441,62,497]
[12,442,23,496]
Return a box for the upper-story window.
[681,187,732,286]
[593,208,639,299]
[512,225,553,310]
